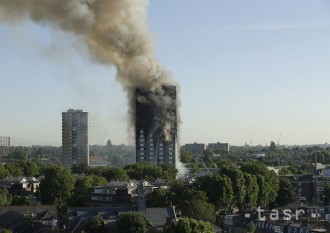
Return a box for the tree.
[124,163,177,181]
[11,195,31,206]
[241,162,279,205]
[181,199,216,223]
[84,215,105,233]
[0,165,9,179]
[0,229,11,233]
[274,178,297,207]
[246,221,256,233]
[5,163,24,177]
[269,141,277,152]
[0,189,11,206]
[70,175,107,206]
[101,167,129,181]
[116,212,151,233]
[323,184,330,206]
[197,174,233,210]
[278,167,292,176]
[220,166,246,208]
[181,150,193,163]
[147,187,170,207]
[40,166,74,205]
[163,218,215,233]
[243,173,259,209]
[256,175,268,206]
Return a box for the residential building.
[208,142,230,153]
[0,136,10,159]
[182,143,206,156]
[62,109,89,167]
[69,179,176,232]
[88,180,154,208]
[0,205,59,232]
[0,176,39,195]
[135,85,177,165]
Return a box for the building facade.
[135,86,177,165]
[181,143,206,156]
[208,142,230,153]
[62,109,89,167]
[0,137,10,159]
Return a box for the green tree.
[116,212,151,233]
[220,166,246,208]
[124,163,177,181]
[147,188,170,207]
[71,163,91,174]
[5,163,24,177]
[274,178,297,207]
[163,218,215,233]
[0,189,11,206]
[278,167,292,176]
[243,173,259,209]
[84,215,105,233]
[181,199,216,223]
[0,165,9,179]
[256,175,268,206]
[0,228,11,233]
[246,221,256,233]
[102,167,129,181]
[70,175,107,206]
[197,174,233,210]
[181,150,193,163]
[269,141,277,152]
[241,162,279,205]
[40,166,74,205]
[323,184,330,205]
[11,195,31,206]
[14,160,40,177]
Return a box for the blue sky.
[1,0,330,146]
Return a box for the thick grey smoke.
[0,0,178,140]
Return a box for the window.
[317,187,324,192]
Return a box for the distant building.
[0,136,10,159]
[62,109,89,167]
[135,86,177,165]
[182,143,205,156]
[0,176,39,195]
[69,180,176,232]
[208,142,230,152]
[0,205,59,232]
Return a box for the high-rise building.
[62,109,89,167]
[0,137,10,159]
[135,85,177,165]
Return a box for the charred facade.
[135,85,177,165]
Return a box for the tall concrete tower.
[62,109,89,167]
[0,137,10,159]
[135,85,177,165]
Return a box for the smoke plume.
[0,0,178,139]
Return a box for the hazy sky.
[1,0,330,146]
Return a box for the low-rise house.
[89,180,154,207]
[0,205,59,233]
[0,176,39,194]
[68,206,176,233]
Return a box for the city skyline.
[1,1,330,146]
